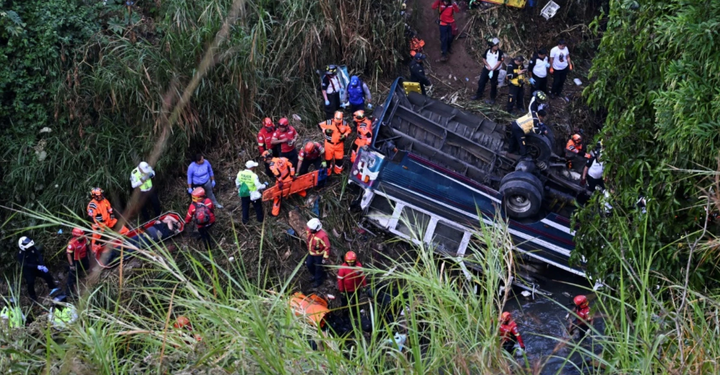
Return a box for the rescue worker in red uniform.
[565,133,591,169]
[297,141,326,176]
[184,187,216,248]
[569,295,592,338]
[87,187,129,253]
[318,111,351,175]
[65,228,90,296]
[351,110,373,164]
[258,117,280,177]
[271,117,299,169]
[499,311,526,354]
[265,151,306,217]
[337,251,367,308]
[306,218,330,288]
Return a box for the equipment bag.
[193,202,211,225]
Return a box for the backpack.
[193,202,211,225]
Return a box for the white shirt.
[325,76,341,94]
[484,48,502,71]
[532,56,549,78]
[550,46,570,70]
[588,156,604,179]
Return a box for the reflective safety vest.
[515,113,538,134]
[49,305,78,329]
[1,306,25,328]
[131,167,153,192]
[236,169,258,198]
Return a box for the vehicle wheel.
[501,171,544,194]
[500,178,544,220]
[525,133,553,162]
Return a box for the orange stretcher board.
[262,168,328,201]
[480,0,527,8]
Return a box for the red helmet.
[191,187,206,202]
[501,311,512,323]
[72,228,85,237]
[574,295,588,308]
[278,117,289,127]
[263,117,274,128]
[353,110,365,121]
[344,251,357,263]
[304,142,316,154]
[174,316,191,329]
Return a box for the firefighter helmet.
[572,134,582,144]
[90,187,103,199]
[333,111,344,123]
[18,236,34,251]
[353,110,365,121]
[304,142,316,154]
[191,187,206,202]
[573,295,589,308]
[278,117,289,127]
[344,251,357,263]
[307,218,322,231]
[72,228,85,237]
[263,117,274,129]
[501,311,512,323]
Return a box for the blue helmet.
[350,76,360,87]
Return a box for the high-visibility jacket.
[337,261,367,292]
[269,157,295,181]
[298,142,324,161]
[499,320,525,348]
[130,167,153,192]
[354,118,373,146]
[566,138,584,154]
[575,306,591,323]
[318,120,351,145]
[87,198,118,228]
[1,306,25,328]
[506,62,526,87]
[236,169,261,198]
[290,292,329,328]
[49,305,78,329]
[67,237,89,261]
[514,113,540,135]
[306,229,330,258]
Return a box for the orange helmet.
[191,187,206,202]
[572,134,582,144]
[501,311,512,323]
[72,228,85,237]
[333,111,344,123]
[353,110,365,121]
[304,142,316,154]
[344,251,357,263]
[262,150,273,160]
[278,117,289,127]
[574,295,588,308]
[90,187,103,199]
[263,117,274,129]
[174,316,191,329]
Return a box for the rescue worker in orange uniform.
[87,188,129,253]
[264,151,307,217]
[565,133,591,169]
[351,110,373,164]
[318,111,351,175]
[499,311,526,354]
[297,141,326,176]
[65,228,90,296]
[337,251,367,308]
[258,117,280,177]
[569,295,592,338]
[306,218,330,287]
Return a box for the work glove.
[367,103,374,110]
[38,265,48,273]
[69,265,76,271]
[340,102,349,109]
[212,180,216,188]
[488,70,494,79]
[549,67,554,74]
[141,175,149,182]
[322,258,327,264]
[324,100,330,106]
[187,187,193,194]
[545,62,551,68]
[321,161,327,168]
[529,78,536,85]
[150,171,156,178]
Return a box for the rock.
[39,127,52,133]
[36,150,47,162]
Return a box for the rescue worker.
[258,117,280,177]
[318,111,351,176]
[527,48,550,94]
[565,133,591,169]
[264,151,307,217]
[499,311,526,354]
[508,109,548,157]
[87,187,129,253]
[321,65,342,120]
[184,187,216,248]
[17,236,58,301]
[431,0,460,61]
[130,161,161,221]
[528,90,548,114]
[337,251,367,308]
[569,295,592,337]
[271,117,299,169]
[581,142,605,192]
[345,75,372,113]
[65,228,90,297]
[306,218,330,288]
[297,141,326,176]
[550,39,573,100]
[236,160,267,224]
[174,316,203,342]
[505,56,527,113]
[409,53,432,96]
[471,38,504,103]
[187,153,222,209]
[351,110,373,164]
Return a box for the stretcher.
[290,292,330,328]
[262,169,328,202]
[95,211,185,269]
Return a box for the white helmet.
[138,161,152,174]
[307,218,322,231]
[18,236,34,251]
